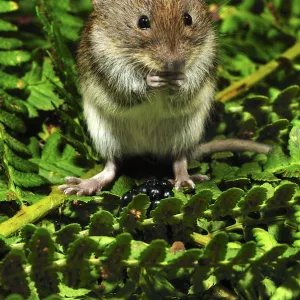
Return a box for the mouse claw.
[63,187,81,195]
[175,179,195,191]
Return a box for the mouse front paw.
[146,71,186,89]
[59,177,103,196]
[146,71,168,88]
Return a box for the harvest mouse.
[59,0,271,196]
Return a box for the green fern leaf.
[259,245,288,263]
[191,266,213,294]
[0,50,31,66]
[262,278,277,298]
[110,175,136,197]
[151,197,183,224]
[252,228,278,251]
[20,224,37,252]
[5,294,25,300]
[119,194,150,229]
[0,19,17,31]
[211,162,239,182]
[139,239,167,266]
[196,180,222,198]
[111,279,137,299]
[89,211,114,236]
[64,237,97,288]
[258,119,289,140]
[239,186,268,210]
[0,235,11,257]
[32,132,85,184]
[0,249,30,297]
[288,125,300,164]
[237,162,262,177]
[0,110,26,133]
[24,60,63,111]
[270,266,300,300]
[6,147,38,173]
[59,284,91,299]
[0,71,24,90]
[0,90,28,115]
[293,205,300,248]
[0,37,22,49]
[102,233,132,265]
[264,146,290,172]
[28,228,59,298]
[55,223,81,251]
[266,182,298,205]
[252,171,280,182]
[140,271,184,299]
[3,129,31,155]
[237,266,262,300]
[202,233,228,263]
[231,242,257,264]
[277,164,300,178]
[167,248,202,266]
[213,188,244,216]
[181,190,212,226]
[0,1,18,13]
[11,167,47,188]
[273,85,299,120]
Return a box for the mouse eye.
[138,15,151,30]
[183,13,193,26]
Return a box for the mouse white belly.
[83,80,214,159]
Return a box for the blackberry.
[145,178,159,186]
[148,186,163,201]
[160,178,173,189]
[136,185,150,196]
[121,177,175,214]
[121,189,137,206]
[53,220,61,231]
[162,189,174,198]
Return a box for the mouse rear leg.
[172,156,209,190]
[59,160,117,196]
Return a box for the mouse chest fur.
[83,86,208,159]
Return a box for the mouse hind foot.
[59,160,117,196]
[172,156,209,190]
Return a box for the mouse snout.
[164,59,186,73]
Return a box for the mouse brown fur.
[59,0,270,196]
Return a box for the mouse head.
[91,0,216,72]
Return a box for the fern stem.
[0,186,66,237]
[0,125,21,201]
[223,216,288,233]
[216,40,300,102]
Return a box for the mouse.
[59,0,271,196]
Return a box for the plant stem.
[216,40,300,102]
[0,186,66,237]
[0,165,104,237]
[0,125,22,202]
[223,215,288,233]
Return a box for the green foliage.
[0,0,300,299]
[0,249,30,297]
[28,228,60,298]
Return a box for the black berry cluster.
[121,178,174,212]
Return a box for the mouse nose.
[164,60,185,72]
